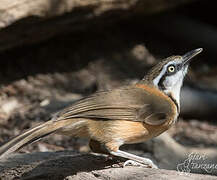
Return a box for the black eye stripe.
[166,63,182,75]
[158,74,166,90]
[166,65,176,75]
[167,65,175,72]
[176,64,182,71]
[158,63,182,89]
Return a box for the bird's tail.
[0,119,74,159]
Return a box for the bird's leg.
[89,139,114,162]
[109,150,158,168]
[89,139,158,168]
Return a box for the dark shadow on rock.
[0,151,121,180]
[20,153,120,180]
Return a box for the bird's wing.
[55,85,171,125]
[0,85,171,158]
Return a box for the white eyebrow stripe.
[153,66,166,86]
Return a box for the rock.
[151,133,217,175]
[0,0,193,52]
[0,151,216,180]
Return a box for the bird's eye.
[167,65,175,73]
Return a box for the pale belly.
[87,119,173,144]
[56,118,174,147]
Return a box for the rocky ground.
[0,29,216,178]
[0,0,217,179]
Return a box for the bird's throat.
[164,85,181,113]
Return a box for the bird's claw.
[123,160,158,169]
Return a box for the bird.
[0,48,203,168]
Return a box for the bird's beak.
[182,48,203,66]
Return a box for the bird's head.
[142,48,203,108]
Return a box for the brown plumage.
[0,48,203,168]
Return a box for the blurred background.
[0,0,216,175]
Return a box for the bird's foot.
[109,150,158,168]
[123,159,158,169]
